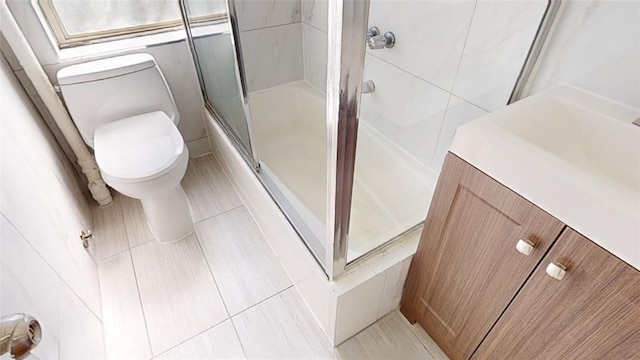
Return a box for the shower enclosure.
[179,0,550,279]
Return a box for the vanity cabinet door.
[401,153,565,360]
[472,228,640,360]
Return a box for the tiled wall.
[5,1,210,157]
[528,0,640,109]
[236,0,303,93]
[302,0,328,93]
[362,0,547,173]
[0,57,105,358]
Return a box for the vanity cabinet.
[473,227,640,359]
[400,153,565,359]
[401,153,640,359]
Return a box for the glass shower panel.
[182,0,330,269]
[232,0,329,267]
[182,0,253,154]
[347,0,548,262]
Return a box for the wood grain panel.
[472,228,640,359]
[401,153,565,360]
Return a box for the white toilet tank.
[57,53,180,148]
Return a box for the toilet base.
[140,185,194,243]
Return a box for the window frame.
[37,0,226,48]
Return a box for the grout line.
[366,51,452,94]
[0,213,104,323]
[302,20,327,35]
[241,20,302,33]
[427,0,478,168]
[229,318,249,359]
[193,204,245,225]
[127,249,156,358]
[230,284,295,319]
[192,231,233,318]
[149,318,230,359]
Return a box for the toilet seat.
[94,111,185,183]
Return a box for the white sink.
[451,85,640,270]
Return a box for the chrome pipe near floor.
[0,314,41,359]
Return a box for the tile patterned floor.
[94,154,448,359]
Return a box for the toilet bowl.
[57,54,194,243]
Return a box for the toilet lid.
[94,111,185,181]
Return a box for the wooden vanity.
[401,153,640,360]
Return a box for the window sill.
[57,23,229,61]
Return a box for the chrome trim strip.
[326,0,370,279]
[226,0,260,167]
[178,0,209,103]
[342,223,424,276]
[508,0,562,103]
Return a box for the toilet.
[57,53,194,243]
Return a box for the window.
[37,0,226,48]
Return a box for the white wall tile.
[1,58,101,317]
[131,235,228,355]
[528,0,640,109]
[236,0,301,31]
[195,207,292,315]
[233,287,338,359]
[431,96,488,172]
[376,257,412,319]
[302,0,328,33]
[1,216,62,359]
[303,23,327,93]
[360,54,450,167]
[367,0,476,91]
[452,0,548,111]
[156,320,245,359]
[334,271,387,345]
[240,23,303,93]
[187,137,212,158]
[58,284,106,359]
[99,251,152,359]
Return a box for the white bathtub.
[249,81,437,260]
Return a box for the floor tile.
[120,194,155,248]
[92,192,129,261]
[183,155,243,222]
[195,207,292,315]
[99,251,152,359]
[233,287,338,359]
[155,320,245,359]
[337,310,436,360]
[131,234,229,355]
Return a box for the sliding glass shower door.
[180,0,329,270]
[181,0,254,160]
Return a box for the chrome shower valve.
[366,26,395,49]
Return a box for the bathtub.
[203,80,435,346]
[248,81,437,261]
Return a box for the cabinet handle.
[546,262,567,280]
[516,239,536,256]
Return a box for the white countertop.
[450,85,640,271]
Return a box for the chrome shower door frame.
[178,0,259,168]
[325,0,370,279]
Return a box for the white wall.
[0,56,105,358]
[5,0,209,157]
[528,0,640,109]
[302,0,328,93]
[362,0,547,173]
[236,0,303,93]
[298,1,546,173]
